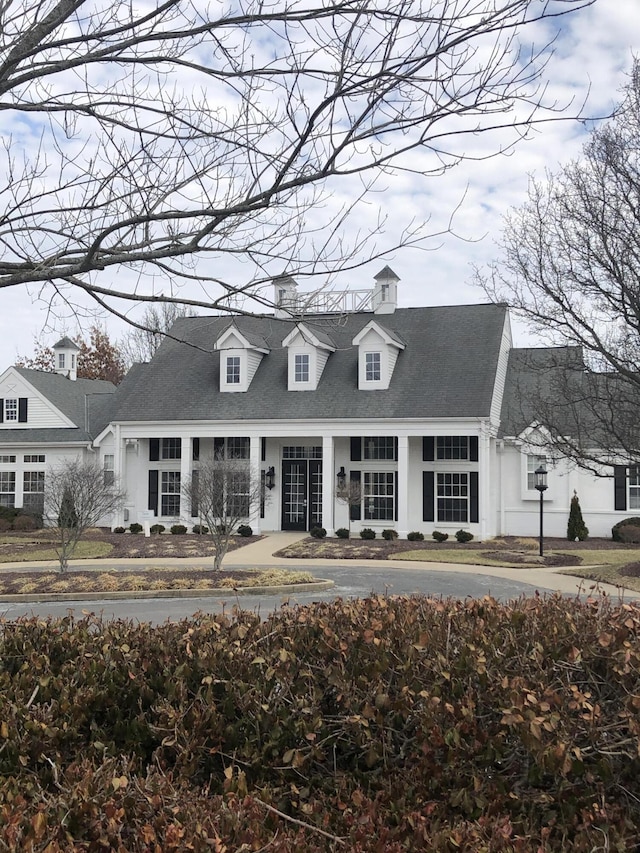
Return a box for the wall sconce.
[337,466,346,489]
[266,466,276,490]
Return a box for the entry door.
[282,460,322,531]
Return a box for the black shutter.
[423,471,435,522]
[423,437,435,461]
[148,470,159,515]
[191,469,199,517]
[261,437,266,462]
[149,439,160,461]
[350,470,361,521]
[350,437,361,461]
[614,466,627,511]
[394,470,398,522]
[469,471,479,523]
[18,398,27,423]
[469,436,478,462]
[214,437,225,459]
[192,437,200,461]
[0,399,3,424]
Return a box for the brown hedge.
[1,593,640,851]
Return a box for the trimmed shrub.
[12,514,37,531]
[149,523,165,535]
[360,527,376,539]
[455,529,474,543]
[237,524,253,537]
[171,524,188,535]
[335,527,349,539]
[0,506,18,524]
[129,522,143,534]
[0,518,11,532]
[567,491,589,540]
[407,531,424,541]
[432,530,449,542]
[113,526,126,534]
[381,528,398,541]
[618,524,640,544]
[612,516,640,542]
[192,524,209,535]
[310,526,327,539]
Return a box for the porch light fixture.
[266,466,276,490]
[534,465,548,557]
[337,466,346,489]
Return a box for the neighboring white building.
[0,276,636,538]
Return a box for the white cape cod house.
[1,270,637,539]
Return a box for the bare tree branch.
[0,0,593,323]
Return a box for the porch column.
[250,435,262,534]
[113,423,125,528]
[180,437,192,523]
[397,435,409,539]
[322,434,335,537]
[479,425,490,540]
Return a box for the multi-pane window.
[0,456,16,464]
[363,436,396,460]
[295,353,310,382]
[437,473,468,522]
[363,472,394,521]
[227,470,250,517]
[436,436,469,460]
[226,356,240,384]
[161,471,181,516]
[103,454,115,486]
[4,399,17,422]
[24,455,45,463]
[630,465,640,510]
[283,446,322,459]
[161,438,181,460]
[365,352,381,381]
[0,471,15,507]
[227,437,250,459]
[23,471,45,513]
[58,353,65,369]
[527,454,547,490]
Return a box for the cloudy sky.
[2,0,640,366]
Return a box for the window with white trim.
[161,438,181,460]
[363,436,396,460]
[103,454,115,486]
[527,454,547,490]
[437,472,468,522]
[226,356,240,384]
[0,471,15,507]
[0,456,16,464]
[365,352,381,381]
[363,472,394,521]
[294,353,309,382]
[58,353,65,369]
[437,436,469,460]
[161,471,181,515]
[629,465,640,509]
[23,471,45,513]
[4,399,17,422]
[24,455,45,463]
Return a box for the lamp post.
[534,465,548,557]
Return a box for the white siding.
[316,350,329,383]
[246,350,263,386]
[489,313,512,427]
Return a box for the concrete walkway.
[0,531,631,599]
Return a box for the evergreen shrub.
[170,524,188,535]
[455,529,473,542]
[407,531,424,541]
[128,523,143,534]
[567,491,589,540]
[335,528,349,539]
[360,528,376,539]
[612,516,640,542]
[381,529,398,540]
[192,524,209,535]
[149,524,165,534]
[237,524,253,537]
[310,526,327,538]
[432,531,449,542]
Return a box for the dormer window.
[352,321,405,390]
[283,323,335,391]
[295,354,310,383]
[215,324,269,393]
[365,352,381,382]
[226,356,241,384]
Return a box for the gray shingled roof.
[109,305,508,423]
[1,369,117,444]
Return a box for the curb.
[0,580,334,604]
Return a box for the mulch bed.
[0,530,261,561]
